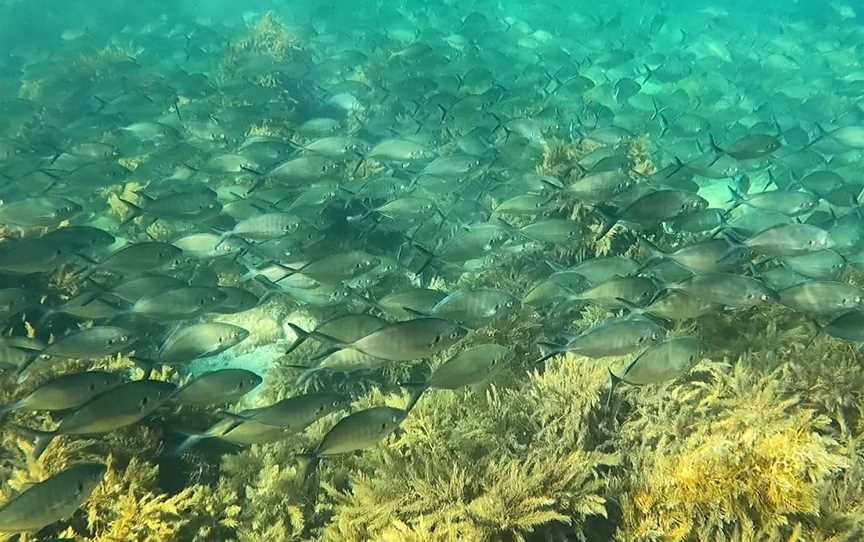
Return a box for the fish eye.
[856,297,862,304]
[332,400,341,407]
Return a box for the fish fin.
[658,112,669,138]
[309,346,344,364]
[591,207,619,240]
[0,400,20,423]
[215,410,250,422]
[726,186,748,211]
[544,260,566,273]
[606,369,622,409]
[14,351,42,384]
[171,432,207,455]
[401,306,431,318]
[10,424,56,460]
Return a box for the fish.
[728,188,819,217]
[0,463,105,533]
[312,406,408,457]
[608,336,707,404]
[778,281,863,315]
[172,369,262,405]
[405,343,511,409]
[735,224,833,257]
[23,380,177,459]
[17,326,134,383]
[0,196,82,228]
[121,286,227,320]
[710,133,781,160]
[174,392,349,453]
[639,237,743,273]
[427,288,519,325]
[155,323,249,366]
[564,276,659,309]
[536,318,666,364]
[284,313,388,355]
[666,273,775,307]
[311,318,467,362]
[84,242,183,276]
[820,310,864,342]
[781,250,846,280]
[0,371,125,420]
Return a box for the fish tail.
[117,197,143,225]
[10,424,56,460]
[804,123,827,149]
[401,382,429,412]
[708,133,724,155]
[295,367,322,387]
[636,235,666,264]
[297,452,321,484]
[283,323,311,355]
[727,185,746,207]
